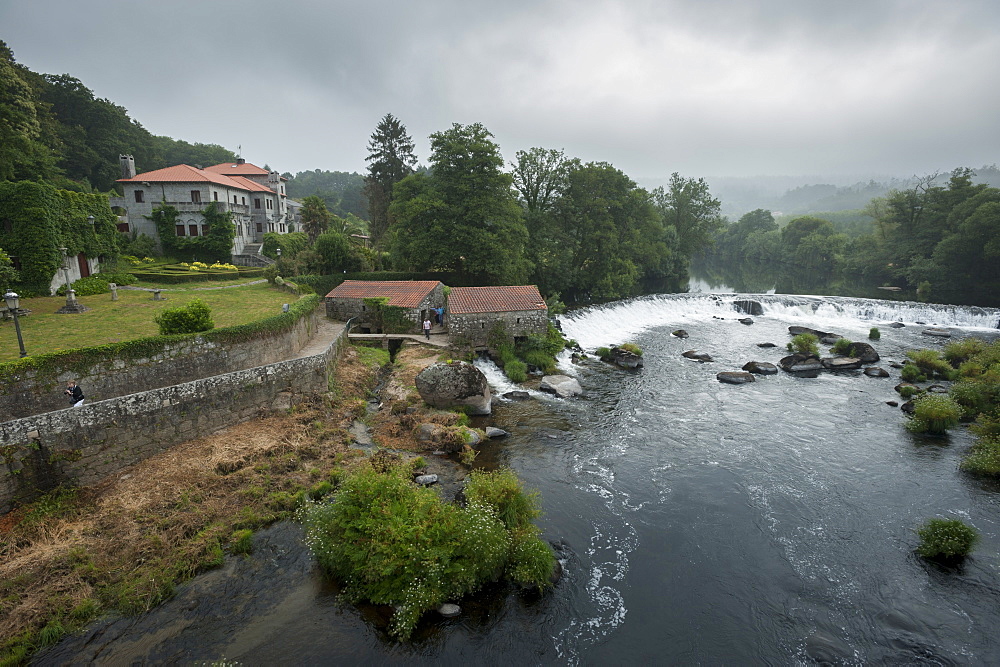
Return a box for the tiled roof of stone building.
[448,286,547,314]
[325,280,442,308]
[117,164,241,188]
[204,161,271,176]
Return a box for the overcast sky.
[3,0,999,183]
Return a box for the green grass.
[0,282,293,361]
[916,518,979,560]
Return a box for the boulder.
[788,325,838,339]
[672,329,689,339]
[415,423,447,444]
[894,382,920,394]
[888,361,904,369]
[888,322,905,328]
[864,367,890,378]
[742,361,778,375]
[717,371,756,384]
[900,400,916,414]
[608,346,644,369]
[682,350,714,362]
[779,353,823,372]
[504,390,531,400]
[415,361,492,415]
[820,336,840,345]
[922,328,952,338]
[738,318,754,325]
[822,357,863,370]
[485,427,509,438]
[438,603,461,618]
[886,400,899,407]
[414,474,439,486]
[733,299,764,316]
[846,342,880,363]
[539,375,583,398]
[757,342,777,348]
[927,384,949,393]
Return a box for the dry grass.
[0,348,379,663]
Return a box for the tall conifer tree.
[364,114,417,248]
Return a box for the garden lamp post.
[276,247,282,259]
[3,291,27,357]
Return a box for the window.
[117,222,130,233]
[189,224,199,237]
[191,190,201,203]
[134,190,145,203]
[241,196,246,205]
[9,255,21,271]
[202,224,210,235]
[256,223,263,233]
[175,224,185,237]
[279,224,286,233]
[517,317,521,324]
[254,198,261,209]
[266,199,272,209]
[233,194,238,204]
[213,191,218,201]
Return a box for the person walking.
[423,318,432,340]
[65,380,85,407]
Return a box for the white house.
[111,156,290,256]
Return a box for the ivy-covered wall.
[0,181,120,295]
[0,294,322,420]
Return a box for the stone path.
[293,319,347,359]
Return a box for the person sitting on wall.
[65,380,85,407]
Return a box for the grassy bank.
[0,283,291,362]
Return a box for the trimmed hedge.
[129,268,265,284]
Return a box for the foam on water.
[561,293,999,350]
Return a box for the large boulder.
[682,350,714,362]
[608,346,644,369]
[738,318,754,326]
[539,375,583,398]
[846,342,880,363]
[717,371,756,384]
[733,299,764,316]
[922,328,952,338]
[780,353,823,372]
[822,357,862,370]
[864,367,890,378]
[415,361,492,415]
[742,361,778,375]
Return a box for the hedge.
[129,268,265,284]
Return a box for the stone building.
[447,285,548,347]
[325,280,445,332]
[110,156,290,256]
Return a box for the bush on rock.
[916,518,979,561]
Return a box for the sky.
[3,0,999,184]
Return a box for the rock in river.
[672,329,689,338]
[539,375,583,398]
[682,350,714,362]
[846,342,880,363]
[864,367,890,378]
[822,357,863,370]
[415,361,492,415]
[922,328,952,338]
[717,371,756,384]
[779,353,823,372]
[733,299,764,316]
[742,361,778,375]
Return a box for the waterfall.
[472,357,549,399]
[560,293,1000,350]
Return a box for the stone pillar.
[109,283,118,301]
[152,289,163,301]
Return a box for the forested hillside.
[0,41,237,192]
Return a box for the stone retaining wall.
[1,305,321,421]
[0,325,345,515]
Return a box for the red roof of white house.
[325,280,442,308]
[229,175,276,193]
[204,161,271,176]
[448,286,547,314]
[117,164,241,188]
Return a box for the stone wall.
[449,309,548,347]
[0,303,322,421]
[0,324,345,515]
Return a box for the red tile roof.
[448,286,547,314]
[117,164,241,188]
[228,175,276,193]
[204,161,270,176]
[325,280,442,308]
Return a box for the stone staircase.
[232,243,274,268]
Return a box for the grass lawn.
[0,282,296,362]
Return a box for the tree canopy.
[364,114,417,248]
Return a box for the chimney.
[236,158,246,165]
[120,154,136,179]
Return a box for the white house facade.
[111,156,290,256]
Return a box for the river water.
[39,294,1000,665]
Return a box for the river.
[38,294,1000,665]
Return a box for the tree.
[364,114,417,248]
[652,173,724,257]
[511,148,575,215]
[389,123,529,285]
[300,195,331,243]
[312,230,365,274]
[0,248,19,291]
[0,41,56,182]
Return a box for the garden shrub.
[153,299,214,335]
[787,333,819,356]
[916,518,979,560]
[907,394,962,434]
[831,338,852,355]
[298,466,554,639]
[55,271,137,296]
[869,327,881,340]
